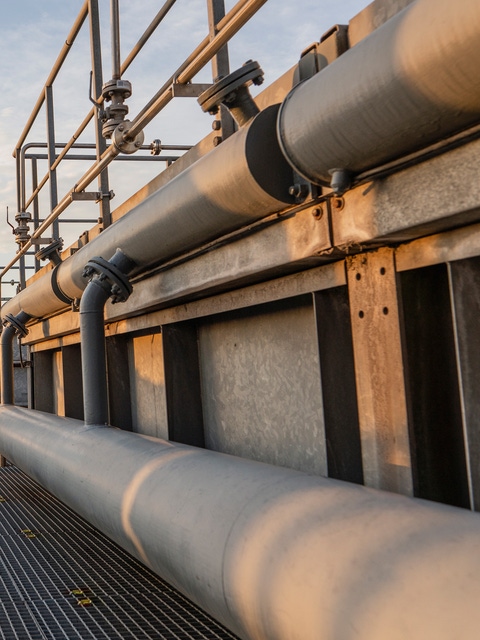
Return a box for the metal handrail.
[12,1,89,159]
[1,0,266,284]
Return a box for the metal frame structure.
[2,0,264,296]
[3,0,480,637]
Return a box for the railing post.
[45,85,59,240]
[88,0,112,228]
[207,0,235,140]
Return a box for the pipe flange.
[112,120,145,154]
[102,78,132,101]
[198,60,264,115]
[2,313,29,338]
[82,256,133,303]
[35,238,64,265]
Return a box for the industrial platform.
[0,464,238,640]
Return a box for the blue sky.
[0,0,367,292]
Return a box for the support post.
[346,248,413,495]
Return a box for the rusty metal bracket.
[172,82,212,98]
[296,24,349,82]
[71,190,115,202]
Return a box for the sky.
[0,0,368,297]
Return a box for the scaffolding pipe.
[121,0,178,73]
[12,1,89,158]
[0,406,479,640]
[111,0,121,80]
[2,105,294,320]
[277,0,480,185]
[125,0,268,140]
[3,0,267,279]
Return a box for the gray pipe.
[80,249,135,425]
[277,0,480,184]
[0,405,480,640]
[1,312,31,405]
[2,105,294,321]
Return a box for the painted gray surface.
[2,406,480,640]
[333,137,480,248]
[278,0,480,185]
[198,298,327,477]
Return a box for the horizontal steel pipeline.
[277,0,480,184]
[0,405,479,640]
[2,105,294,320]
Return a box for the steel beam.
[347,248,413,495]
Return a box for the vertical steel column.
[18,258,26,291]
[88,0,112,228]
[207,0,235,140]
[45,85,59,240]
[15,152,27,291]
[31,159,41,272]
[346,248,413,495]
[111,0,121,80]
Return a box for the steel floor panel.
[0,465,238,640]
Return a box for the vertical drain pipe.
[1,311,31,405]
[80,249,135,425]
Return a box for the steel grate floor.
[0,464,239,640]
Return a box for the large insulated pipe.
[1,311,31,405]
[80,249,135,424]
[1,104,294,321]
[277,0,480,185]
[0,405,480,640]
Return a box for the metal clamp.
[2,314,29,338]
[82,256,133,304]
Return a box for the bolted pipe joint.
[1,311,31,405]
[100,78,132,139]
[198,60,264,128]
[99,78,145,153]
[35,238,64,267]
[13,211,32,248]
[80,249,136,426]
[82,250,135,304]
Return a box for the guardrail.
[1,0,267,299]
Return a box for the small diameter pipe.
[111,0,121,80]
[80,249,135,425]
[1,311,31,405]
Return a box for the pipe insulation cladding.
[277,0,480,184]
[1,105,294,321]
[0,406,480,640]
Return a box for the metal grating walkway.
[0,464,239,640]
